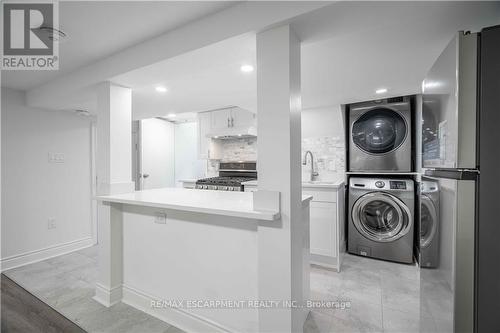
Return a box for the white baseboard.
[122,284,233,333]
[1,237,94,272]
[94,283,123,307]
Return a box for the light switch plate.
[48,152,65,163]
[154,212,166,224]
[48,218,56,229]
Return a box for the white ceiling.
[1,1,237,90]
[111,33,256,120]
[107,1,500,120]
[4,1,499,119]
[297,1,500,108]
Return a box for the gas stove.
[195,162,257,192]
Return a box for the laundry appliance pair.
[346,96,419,264]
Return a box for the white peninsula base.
[96,188,312,333]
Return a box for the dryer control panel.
[390,181,407,190]
[350,177,414,191]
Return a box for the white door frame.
[90,121,98,245]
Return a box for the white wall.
[1,88,93,268]
[302,105,344,139]
[174,122,204,185]
[301,105,345,182]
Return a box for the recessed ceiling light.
[155,86,168,93]
[375,88,388,94]
[166,113,176,118]
[240,65,254,73]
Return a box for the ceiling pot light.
[240,65,254,73]
[155,86,168,93]
[167,113,176,118]
[375,88,388,94]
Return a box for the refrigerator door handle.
[424,168,479,180]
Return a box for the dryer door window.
[352,108,407,154]
[352,192,412,242]
[420,195,437,248]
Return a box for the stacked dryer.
[345,96,417,264]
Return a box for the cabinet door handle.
[231,117,234,127]
[208,149,210,159]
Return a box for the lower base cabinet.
[310,201,337,258]
[305,185,345,272]
[245,182,345,271]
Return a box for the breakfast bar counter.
[94,187,311,333]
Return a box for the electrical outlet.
[154,212,166,224]
[48,218,56,229]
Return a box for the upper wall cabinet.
[211,109,232,131]
[211,107,256,131]
[197,107,257,159]
[231,107,256,128]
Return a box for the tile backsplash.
[206,137,257,176]
[219,137,257,162]
[206,135,345,182]
[302,136,345,182]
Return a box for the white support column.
[93,82,134,307]
[256,25,305,332]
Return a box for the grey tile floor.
[4,247,422,333]
[306,254,422,333]
[4,246,183,333]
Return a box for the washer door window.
[352,108,407,154]
[420,196,437,248]
[352,192,411,242]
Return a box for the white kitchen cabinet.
[310,201,337,257]
[306,185,345,271]
[244,181,345,271]
[211,107,255,131]
[211,108,232,131]
[197,112,221,160]
[302,183,345,271]
[231,107,256,128]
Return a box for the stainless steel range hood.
[206,126,257,139]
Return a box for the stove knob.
[375,181,385,188]
[204,185,208,189]
[213,186,218,190]
[229,187,234,191]
[223,186,228,191]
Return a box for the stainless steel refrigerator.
[420,26,500,332]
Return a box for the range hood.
[206,126,257,139]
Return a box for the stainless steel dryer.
[419,179,440,268]
[348,96,413,172]
[348,177,415,264]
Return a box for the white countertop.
[96,188,311,221]
[178,179,197,183]
[242,179,345,189]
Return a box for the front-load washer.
[419,179,440,268]
[348,177,415,264]
[348,96,413,172]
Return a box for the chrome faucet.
[303,150,319,181]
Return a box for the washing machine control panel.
[375,181,385,188]
[390,181,407,190]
